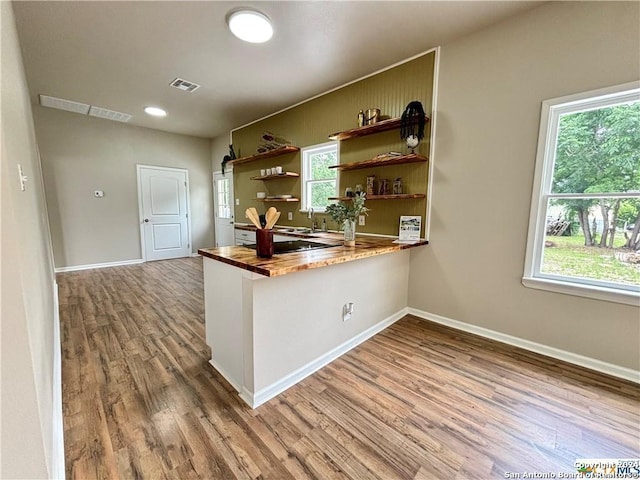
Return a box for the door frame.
[213,168,235,247]
[136,164,192,261]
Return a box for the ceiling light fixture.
[144,106,167,117]
[227,9,273,43]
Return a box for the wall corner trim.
[407,308,640,384]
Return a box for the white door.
[213,171,235,247]
[137,165,191,261]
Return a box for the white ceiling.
[12,1,541,139]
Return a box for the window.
[301,142,338,212]
[216,177,232,219]
[524,83,640,306]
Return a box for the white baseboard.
[407,307,640,384]
[52,281,65,479]
[240,307,410,408]
[207,359,242,393]
[55,258,144,273]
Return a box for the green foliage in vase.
[325,193,369,229]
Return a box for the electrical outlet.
[288,212,293,221]
[358,215,366,226]
[342,302,354,322]
[235,198,240,206]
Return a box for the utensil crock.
[256,229,274,258]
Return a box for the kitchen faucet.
[308,208,316,232]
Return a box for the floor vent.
[169,77,201,93]
[38,94,132,123]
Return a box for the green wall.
[232,51,435,236]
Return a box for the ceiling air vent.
[39,94,132,123]
[169,77,201,93]
[88,105,132,123]
[39,95,90,114]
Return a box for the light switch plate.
[288,212,293,221]
[358,215,366,226]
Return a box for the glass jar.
[343,219,356,247]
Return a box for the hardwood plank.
[58,257,640,480]
[228,145,300,166]
[328,116,429,141]
[328,152,428,171]
[198,233,428,277]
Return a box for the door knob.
[144,218,149,223]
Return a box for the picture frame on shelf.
[396,215,421,243]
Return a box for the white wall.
[251,251,410,394]
[211,134,232,173]
[33,107,214,269]
[1,2,60,478]
[409,2,640,371]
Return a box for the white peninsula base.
[202,249,410,408]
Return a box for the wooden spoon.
[265,207,277,229]
[265,211,281,230]
[245,207,262,229]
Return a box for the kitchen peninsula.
[198,232,427,408]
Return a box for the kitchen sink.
[245,239,339,254]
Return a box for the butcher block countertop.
[198,230,428,277]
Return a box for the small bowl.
[256,192,266,199]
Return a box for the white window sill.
[522,276,640,306]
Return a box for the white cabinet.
[235,229,301,246]
[235,230,256,246]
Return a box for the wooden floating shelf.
[250,172,300,180]
[328,116,429,141]
[328,194,426,201]
[256,198,300,203]
[229,145,300,165]
[329,153,428,171]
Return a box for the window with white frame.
[523,82,640,305]
[301,142,338,212]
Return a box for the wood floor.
[58,257,640,480]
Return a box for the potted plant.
[325,193,369,247]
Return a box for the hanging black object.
[221,145,237,175]
[221,155,231,174]
[400,101,426,140]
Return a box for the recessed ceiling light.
[227,9,273,43]
[144,106,166,117]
